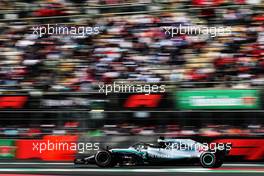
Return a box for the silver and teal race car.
[74,138,231,168]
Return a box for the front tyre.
[95,150,116,168]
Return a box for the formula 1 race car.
[74,138,231,168]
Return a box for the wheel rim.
[203,154,214,165]
[97,152,110,164]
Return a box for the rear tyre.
[95,150,116,168]
[200,153,217,168]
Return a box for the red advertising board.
[213,139,264,160]
[16,135,78,161]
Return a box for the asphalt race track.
[0,162,263,176]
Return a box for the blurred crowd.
[0,0,264,92]
[0,0,151,10]
[1,123,264,138]
[100,124,264,137]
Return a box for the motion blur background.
[0,0,264,161]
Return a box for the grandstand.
[0,0,263,145]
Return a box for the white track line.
[0,168,263,173]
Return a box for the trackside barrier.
[41,135,78,161]
[11,137,264,161]
[15,135,78,161]
[213,139,264,161]
[0,139,15,158]
[16,139,44,159]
